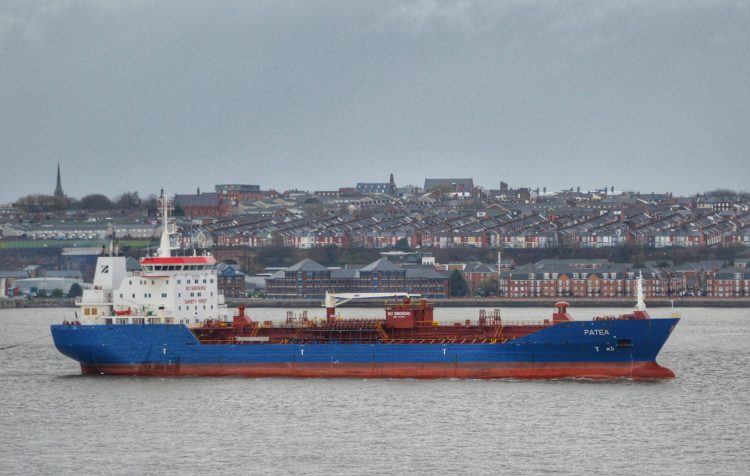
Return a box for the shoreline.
[3,296,749,310]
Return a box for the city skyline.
[10,162,749,203]
[2,1,748,203]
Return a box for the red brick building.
[175,193,228,218]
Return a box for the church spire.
[54,162,65,197]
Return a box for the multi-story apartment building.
[499,260,672,298]
[266,258,448,299]
[215,263,246,299]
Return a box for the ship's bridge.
[140,256,216,273]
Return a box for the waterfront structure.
[13,277,82,296]
[708,267,750,297]
[499,260,677,298]
[216,262,246,299]
[459,262,499,294]
[265,258,449,299]
[0,271,30,297]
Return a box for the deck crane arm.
[323,291,419,320]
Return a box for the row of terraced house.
[3,210,748,254]
[203,208,750,250]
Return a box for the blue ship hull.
[51,318,679,379]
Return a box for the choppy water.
[1,306,748,475]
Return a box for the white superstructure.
[78,194,227,325]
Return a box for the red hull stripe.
[81,362,675,380]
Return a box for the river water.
[0,306,748,475]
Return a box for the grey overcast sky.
[1,0,748,202]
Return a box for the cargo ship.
[51,196,679,379]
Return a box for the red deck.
[193,300,554,345]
